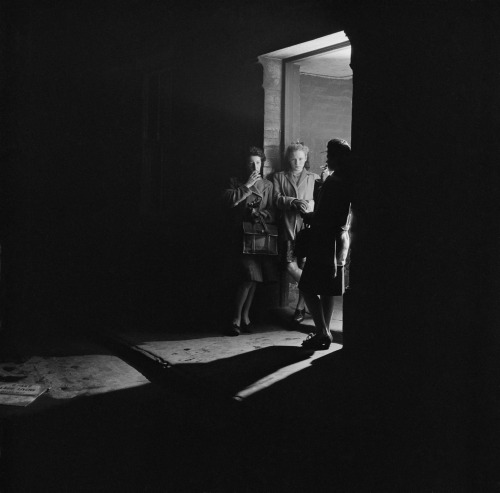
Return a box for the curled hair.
[284,141,309,171]
[244,146,266,177]
[248,146,266,163]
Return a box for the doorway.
[259,31,353,307]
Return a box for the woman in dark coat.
[222,147,277,336]
[299,138,352,350]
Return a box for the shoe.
[241,321,252,333]
[301,333,333,350]
[223,324,240,336]
[292,308,306,324]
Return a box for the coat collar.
[285,169,312,194]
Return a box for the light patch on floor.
[136,323,342,400]
[1,355,149,400]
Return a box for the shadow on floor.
[1,381,249,493]
[2,321,494,492]
[172,345,314,396]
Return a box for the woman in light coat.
[273,142,319,322]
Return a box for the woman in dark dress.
[299,139,352,350]
[222,147,277,336]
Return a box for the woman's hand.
[302,212,313,224]
[245,171,261,188]
[251,209,262,222]
[292,199,309,213]
[320,165,331,183]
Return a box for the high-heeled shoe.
[223,323,240,336]
[301,332,333,350]
[292,308,306,324]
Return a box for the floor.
[0,302,343,407]
[0,298,496,492]
[0,303,355,492]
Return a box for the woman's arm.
[315,177,351,228]
[223,177,253,208]
[272,174,300,211]
[258,181,275,223]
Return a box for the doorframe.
[258,33,351,307]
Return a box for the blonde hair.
[284,142,309,170]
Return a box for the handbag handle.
[257,215,271,235]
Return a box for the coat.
[307,171,352,267]
[223,177,275,247]
[272,169,320,241]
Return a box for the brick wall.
[300,74,352,175]
[259,57,282,177]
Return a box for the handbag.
[242,217,278,255]
[294,226,311,259]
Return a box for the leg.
[232,281,254,326]
[320,295,335,332]
[241,281,257,325]
[288,260,306,323]
[286,260,302,283]
[301,291,333,349]
[291,292,307,324]
[296,259,306,310]
[302,291,327,334]
[296,292,305,311]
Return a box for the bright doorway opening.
[258,31,353,308]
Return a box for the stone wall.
[259,57,282,177]
[300,74,352,175]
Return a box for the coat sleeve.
[258,181,275,223]
[272,174,296,211]
[223,177,252,208]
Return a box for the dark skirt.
[299,260,345,296]
[240,254,278,283]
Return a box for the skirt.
[298,260,345,296]
[240,254,278,283]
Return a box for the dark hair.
[327,138,351,157]
[244,146,266,177]
[326,139,351,171]
[248,146,266,163]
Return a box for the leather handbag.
[294,226,311,259]
[242,218,278,255]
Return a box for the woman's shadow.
[172,345,323,397]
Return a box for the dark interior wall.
[300,74,352,174]
[3,2,499,486]
[343,6,500,487]
[3,1,499,360]
[3,2,148,335]
[344,3,500,357]
[2,0,344,337]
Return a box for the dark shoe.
[240,321,253,333]
[292,308,306,324]
[301,333,333,350]
[223,324,240,336]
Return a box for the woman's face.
[247,155,262,174]
[289,150,307,174]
